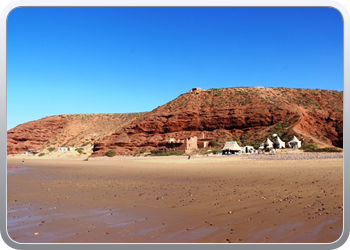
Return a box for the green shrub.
[81,142,90,147]
[75,147,84,154]
[299,144,319,151]
[304,147,343,153]
[47,147,55,152]
[38,153,45,157]
[211,149,222,154]
[209,139,220,147]
[150,151,184,156]
[105,150,116,157]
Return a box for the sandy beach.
[7,153,343,243]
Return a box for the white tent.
[264,138,273,148]
[222,141,242,152]
[288,136,302,148]
[274,136,286,149]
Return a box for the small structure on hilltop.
[274,136,286,149]
[222,141,242,154]
[288,136,302,148]
[190,87,202,93]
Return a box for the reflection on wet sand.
[7,156,343,243]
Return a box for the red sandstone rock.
[7,113,144,155]
[91,87,343,156]
[7,87,343,156]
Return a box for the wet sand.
[7,154,343,243]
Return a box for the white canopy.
[274,136,286,148]
[264,138,273,148]
[288,136,301,148]
[289,136,300,142]
[222,141,242,151]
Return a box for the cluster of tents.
[259,135,301,150]
[222,136,302,154]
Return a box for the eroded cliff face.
[7,113,145,154]
[91,87,343,156]
[7,87,343,156]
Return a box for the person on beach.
[22,158,25,164]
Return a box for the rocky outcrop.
[7,113,145,155]
[7,87,342,156]
[91,87,343,156]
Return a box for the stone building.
[190,87,202,93]
[165,133,209,153]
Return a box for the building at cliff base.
[165,133,209,153]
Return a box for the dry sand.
[7,154,343,243]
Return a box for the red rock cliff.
[92,87,343,156]
[7,113,145,155]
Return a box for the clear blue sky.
[7,7,343,130]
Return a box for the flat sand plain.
[7,154,343,243]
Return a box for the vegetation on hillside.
[299,144,342,152]
[105,150,116,157]
[8,87,343,157]
[149,149,184,156]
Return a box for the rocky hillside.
[7,87,343,157]
[92,87,343,156]
[7,113,146,155]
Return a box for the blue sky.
[7,7,343,130]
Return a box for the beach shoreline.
[7,154,343,243]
